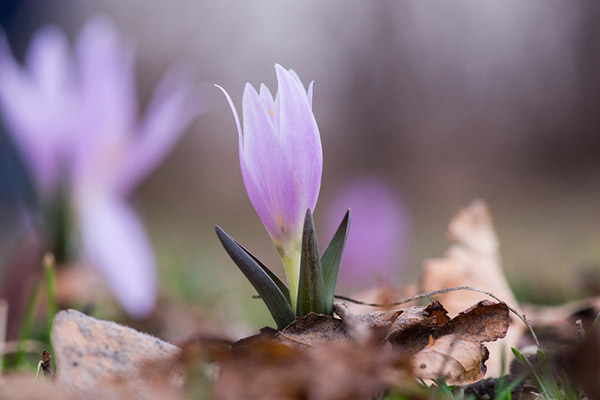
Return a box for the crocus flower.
[0,16,198,316]
[218,64,322,306]
[324,178,410,289]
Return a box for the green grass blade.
[511,348,551,399]
[233,240,290,304]
[296,209,327,316]
[494,376,524,400]
[215,226,295,329]
[43,254,57,335]
[13,283,40,367]
[321,209,351,314]
[43,253,58,371]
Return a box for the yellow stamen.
[270,109,274,116]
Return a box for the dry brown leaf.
[384,300,509,384]
[213,335,411,400]
[521,296,600,350]
[332,298,509,385]
[412,336,488,384]
[276,313,352,347]
[420,199,523,376]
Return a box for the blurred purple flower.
[217,64,322,306]
[0,16,198,316]
[324,178,411,289]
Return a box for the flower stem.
[281,252,299,311]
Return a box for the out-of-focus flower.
[0,16,198,316]
[324,178,410,289]
[218,64,322,306]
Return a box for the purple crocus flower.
[324,178,411,289]
[217,65,322,306]
[0,16,198,316]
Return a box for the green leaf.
[234,239,291,304]
[43,253,58,372]
[215,226,295,329]
[296,209,327,316]
[321,209,351,314]
[14,282,40,367]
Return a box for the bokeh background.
[1,0,600,341]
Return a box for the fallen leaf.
[334,298,509,385]
[383,300,509,384]
[412,335,488,384]
[522,296,600,350]
[213,334,412,400]
[420,199,523,376]
[276,312,352,347]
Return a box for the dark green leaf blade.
[296,209,327,316]
[321,209,351,314]
[215,226,295,329]
[234,239,291,304]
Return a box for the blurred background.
[1,0,600,343]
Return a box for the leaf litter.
[7,199,598,399]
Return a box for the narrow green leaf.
[511,348,550,398]
[43,254,57,335]
[234,239,291,304]
[321,209,351,314]
[296,209,327,316]
[215,226,295,329]
[43,253,58,372]
[494,376,524,400]
[14,282,40,367]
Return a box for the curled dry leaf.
[420,199,523,376]
[235,298,510,393]
[391,301,509,384]
[383,300,509,384]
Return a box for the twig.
[335,286,541,349]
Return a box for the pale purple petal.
[77,195,156,317]
[307,81,314,109]
[324,178,411,289]
[220,66,323,248]
[24,26,80,162]
[74,16,136,159]
[274,65,322,237]
[218,83,284,239]
[286,69,305,91]
[259,83,275,112]
[25,26,74,113]
[286,69,313,107]
[240,83,283,239]
[215,84,242,142]
[0,30,67,193]
[116,67,198,194]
